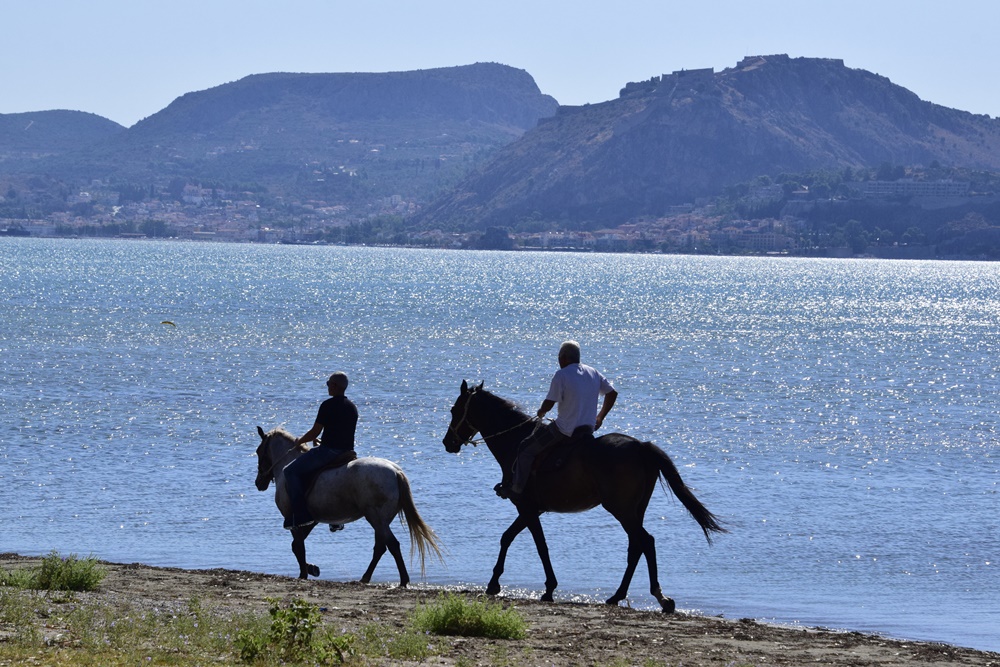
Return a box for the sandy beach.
[1,554,995,666]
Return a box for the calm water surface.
[1,238,997,651]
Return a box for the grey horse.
[255,426,442,584]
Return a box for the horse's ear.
[257,426,266,440]
[475,381,484,391]
[461,379,469,394]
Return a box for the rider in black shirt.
[283,372,358,529]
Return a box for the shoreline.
[2,554,995,666]
[3,233,996,263]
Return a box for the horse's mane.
[476,387,530,420]
[268,427,310,453]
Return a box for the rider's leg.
[510,424,562,495]
[283,448,340,528]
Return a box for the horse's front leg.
[487,513,530,595]
[291,524,319,579]
[524,514,557,602]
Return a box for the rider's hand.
[595,416,604,431]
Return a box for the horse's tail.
[647,442,727,544]
[395,470,444,575]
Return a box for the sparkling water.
[1,238,996,651]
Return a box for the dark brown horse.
[442,381,726,612]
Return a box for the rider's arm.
[595,389,618,431]
[537,399,556,419]
[295,422,322,447]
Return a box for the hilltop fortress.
[618,54,847,98]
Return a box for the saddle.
[495,427,597,500]
[534,426,595,475]
[324,449,358,470]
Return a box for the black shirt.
[315,395,358,451]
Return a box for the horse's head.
[254,426,275,490]
[443,380,483,453]
[254,426,303,491]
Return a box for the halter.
[448,388,543,446]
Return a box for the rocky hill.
[415,55,1000,230]
[2,63,558,207]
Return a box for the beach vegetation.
[0,550,105,592]
[0,564,531,667]
[409,591,527,639]
[234,597,440,664]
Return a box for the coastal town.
[0,174,988,258]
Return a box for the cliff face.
[416,55,1000,229]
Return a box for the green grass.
[410,592,527,639]
[0,551,105,592]
[235,593,527,664]
[232,597,443,664]
[0,588,264,665]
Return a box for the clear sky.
[3,0,999,128]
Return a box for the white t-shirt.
[545,363,615,436]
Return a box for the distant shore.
[3,232,995,263]
[1,554,994,666]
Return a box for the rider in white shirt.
[508,340,618,498]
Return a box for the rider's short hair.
[327,372,349,389]
[559,340,581,364]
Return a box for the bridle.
[257,433,304,480]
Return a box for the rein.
[449,391,542,446]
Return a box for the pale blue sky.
[4,0,998,128]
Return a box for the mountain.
[0,110,124,164]
[415,55,1000,230]
[16,63,558,205]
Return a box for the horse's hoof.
[660,597,676,614]
[605,594,624,606]
[540,592,553,602]
[308,564,320,577]
[486,582,501,596]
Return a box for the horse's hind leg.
[361,522,410,587]
[606,529,643,606]
[360,535,387,584]
[385,527,410,588]
[638,528,675,613]
[291,525,320,579]
[606,526,674,613]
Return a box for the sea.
[1,237,997,652]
